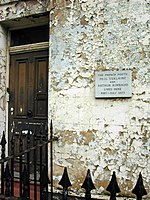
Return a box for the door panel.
[16,60,28,117]
[35,58,48,118]
[9,50,48,171]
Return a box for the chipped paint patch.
[0,25,7,133]
[0,0,47,21]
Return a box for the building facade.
[0,0,149,198]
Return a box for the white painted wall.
[50,0,150,196]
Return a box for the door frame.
[8,41,49,154]
[9,41,49,54]
[1,11,50,144]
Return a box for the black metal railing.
[0,121,148,200]
[59,167,148,200]
[0,121,54,200]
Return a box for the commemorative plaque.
[95,70,132,98]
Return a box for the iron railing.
[0,121,54,200]
[58,167,148,200]
[0,120,148,200]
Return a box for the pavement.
[0,193,96,200]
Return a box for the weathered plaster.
[49,0,150,197]
[0,25,7,134]
[0,0,47,22]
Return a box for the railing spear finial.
[0,131,7,194]
[59,167,72,200]
[132,172,147,200]
[50,119,53,140]
[81,169,96,200]
[106,171,121,200]
[1,131,7,159]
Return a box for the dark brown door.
[9,50,48,170]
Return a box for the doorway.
[8,25,49,172]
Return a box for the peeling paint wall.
[49,0,150,197]
[0,25,7,134]
[0,0,149,198]
[0,0,47,21]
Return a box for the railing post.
[50,120,53,199]
[40,166,50,200]
[59,167,72,200]
[39,125,43,200]
[132,172,147,200]
[27,130,30,199]
[33,129,37,200]
[10,133,15,196]
[22,165,30,200]
[4,163,12,197]
[81,169,95,200]
[106,171,120,200]
[0,131,7,195]
[45,123,49,199]
[19,131,23,197]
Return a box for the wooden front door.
[9,50,48,170]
